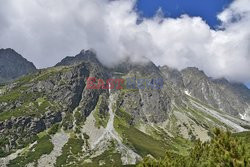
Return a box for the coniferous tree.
[138,129,250,167]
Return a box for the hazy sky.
[0,0,249,84]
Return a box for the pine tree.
[138,128,250,167]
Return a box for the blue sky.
[136,0,232,28]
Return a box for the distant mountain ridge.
[0,48,36,84]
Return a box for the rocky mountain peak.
[55,49,100,66]
[181,67,207,79]
[0,48,36,84]
[160,65,185,88]
[111,56,160,76]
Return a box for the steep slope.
[55,50,100,67]
[0,59,107,162]
[0,51,250,166]
[181,67,250,120]
[0,48,36,84]
[160,66,250,121]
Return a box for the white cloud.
[0,0,249,83]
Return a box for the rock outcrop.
[0,48,36,83]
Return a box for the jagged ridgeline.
[0,49,250,167]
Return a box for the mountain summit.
[0,48,36,84]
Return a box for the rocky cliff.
[0,49,250,166]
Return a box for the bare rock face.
[1,49,250,166]
[0,111,62,154]
[0,48,36,83]
[180,67,250,118]
[55,49,100,66]
[113,60,172,124]
[159,66,185,89]
[0,50,109,156]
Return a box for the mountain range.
[0,48,250,167]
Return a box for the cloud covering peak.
[0,0,249,83]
